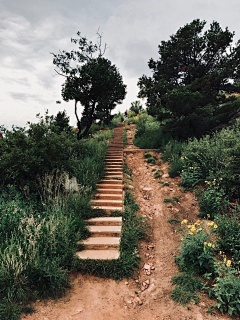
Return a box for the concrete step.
[97,184,123,190]
[105,164,123,170]
[94,193,123,200]
[89,225,122,237]
[76,249,120,260]
[92,199,123,207]
[92,206,123,213]
[97,188,123,194]
[105,162,123,166]
[79,237,120,250]
[105,171,123,175]
[105,168,122,172]
[87,217,122,226]
[98,179,123,185]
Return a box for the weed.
[154,170,162,179]
[164,197,179,203]
[171,273,203,306]
[144,153,152,159]
[151,169,156,172]
[147,157,156,164]
[167,219,180,224]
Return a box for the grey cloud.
[10,92,49,105]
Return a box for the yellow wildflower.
[181,238,184,241]
[182,170,184,172]
[219,251,222,255]
[214,224,218,229]
[181,219,188,225]
[220,178,223,180]
[204,242,207,246]
[207,214,210,218]
[212,244,215,248]
[208,243,212,247]
[226,260,231,267]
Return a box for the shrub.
[211,259,240,316]
[176,220,216,274]
[171,273,203,305]
[198,185,228,219]
[215,215,240,266]
[180,120,240,198]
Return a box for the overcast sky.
[1,0,240,128]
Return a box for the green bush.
[211,260,240,316]
[215,215,240,266]
[180,120,240,198]
[176,221,216,274]
[171,273,203,305]
[198,185,228,219]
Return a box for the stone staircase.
[76,124,124,260]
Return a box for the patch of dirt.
[22,125,231,320]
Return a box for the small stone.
[162,173,169,178]
[125,282,129,285]
[145,279,150,285]
[134,297,143,305]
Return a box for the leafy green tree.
[130,100,143,114]
[52,110,72,135]
[52,32,127,139]
[138,19,240,138]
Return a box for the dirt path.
[22,125,231,320]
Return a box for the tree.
[52,32,127,139]
[52,110,72,135]
[130,100,143,114]
[138,19,240,138]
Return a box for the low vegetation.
[132,107,240,316]
[0,111,114,319]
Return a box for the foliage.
[133,112,170,149]
[164,197,179,203]
[52,32,127,139]
[180,119,240,198]
[176,220,216,274]
[215,215,240,266]
[138,19,240,138]
[154,170,162,179]
[171,273,203,305]
[0,115,112,319]
[211,259,240,316]
[130,100,143,114]
[198,184,228,219]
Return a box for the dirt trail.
[22,125,231,320]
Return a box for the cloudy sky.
[1,0,240,128]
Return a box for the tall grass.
[0,128,111,319]
[133,113,171,149]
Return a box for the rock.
[141,280,150,291]
[147,244,155,250]
[162,173,169,178]
[134,297,143,305]
[143,263,151,275]
[73,307,83,315]
[142,187,153,191]
[125,282,129,285]
[65,174,79,192]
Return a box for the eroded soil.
[22,125,231,320]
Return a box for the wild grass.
[0,124,112,319]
